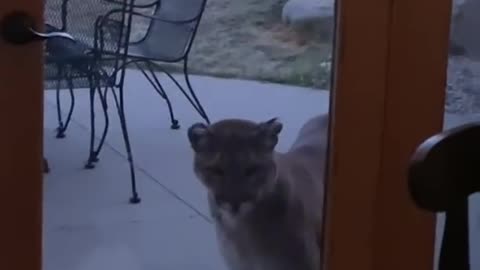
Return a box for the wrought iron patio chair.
[44,0,141,203]
[121,0,211,127]
[408,123,480,270]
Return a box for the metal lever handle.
[0,11,74,45]
[29,27,74,41]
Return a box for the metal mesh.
[128,0,206,62]
[44,24,94,89]
[44,0,131,90]
[45,0,127,51]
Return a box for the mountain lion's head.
[188,118,283,213]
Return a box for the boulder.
[452,0,467,17]
[281,0,334,27]
[450,0,480,60]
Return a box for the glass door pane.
[439,0,480,268]
[42,0,337,269]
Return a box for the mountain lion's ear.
[257,118,283,150]
[188,123,211,152]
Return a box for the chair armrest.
[408,122,480,212]
[100,0,161,9]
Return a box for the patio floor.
[43,70,480,270]
[43,70,328,270]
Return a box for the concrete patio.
[43,70,480,270]
[43,70,328,270]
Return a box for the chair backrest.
[133,0,207,62]
[44,0,136,88]
[46,0,103,49]
[408,123,480,270]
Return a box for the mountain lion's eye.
[245,166,259,177]
[208,168,224,177]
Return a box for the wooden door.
[0,0,44,269]
[0,0,454,269]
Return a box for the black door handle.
[0,11,74,45]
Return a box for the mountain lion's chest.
[211,196,314,270]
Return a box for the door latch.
[0,11,74,45]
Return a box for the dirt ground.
[180,0,333,89]
[446,56,480,114]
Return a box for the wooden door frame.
[324,0,452,269]
[0,0,44,269]
[0,0,453,269]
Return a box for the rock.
[452,0,467,18]
[450,0,480,60]
[281,0,334,27]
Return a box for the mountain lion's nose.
[214,193,252,213]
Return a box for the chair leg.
[136,62,179,129]
[56,75,76,138]
[85,75,97,169]
[438,200,470,270]
[54,68,75,139]
[183,59,210,124]
[92,84,110,161]
[55,73,66,138]
[161,60,210,124]
[146,63,179,129]
[111,84,140,204]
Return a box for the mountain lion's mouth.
[218,199,255,215]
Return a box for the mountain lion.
[188,114,329,270]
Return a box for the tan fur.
[277,113,329,239]
[188,114,329,270]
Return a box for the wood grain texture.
[0,0,44,269]
[324,0,452,269]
